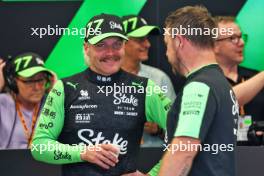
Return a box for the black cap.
[84,13,128,44]
[12,52,52,78]
[122,15,160,37]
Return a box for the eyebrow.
[228,32,242,37]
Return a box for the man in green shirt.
[149,6,238,176]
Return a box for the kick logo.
[78,129,128,154]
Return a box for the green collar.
[186,63,218,78]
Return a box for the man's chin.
[238,57,244,63]
[101,66,120,75]
[138,55,148,61]
[232,58,243,65]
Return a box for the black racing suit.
[31,68,171,176]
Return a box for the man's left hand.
[144,122,159,134]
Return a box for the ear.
[173,35,182,48]
[177,35,185,48]
[179,35,190,48]
[213,43,220,54]
[124,39,129,50]
[84,42,89,51]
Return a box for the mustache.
[100,57,121,61]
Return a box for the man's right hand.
[80,144,119,169]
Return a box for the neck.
[122,55,140,75]
[183,48,217,76]
[218,63,238,82]
[16,95,38,111]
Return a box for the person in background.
[0,52,55,149]
[122,15,176,147]
[214,16,264,145]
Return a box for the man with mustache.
[31,13,171,176]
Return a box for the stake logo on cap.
[122,15,160,37]
[84,13,128,44]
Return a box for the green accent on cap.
[17,66,53,78]
[88,32,128,44]
[127,26,159,37]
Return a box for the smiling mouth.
[139,48,149,52]
[237,50,243,55]
[100,57,120,64]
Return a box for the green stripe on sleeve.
[148,160,161,176]
[31,80,84,164]
[174,82,210,138]
[145,79,172,130]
